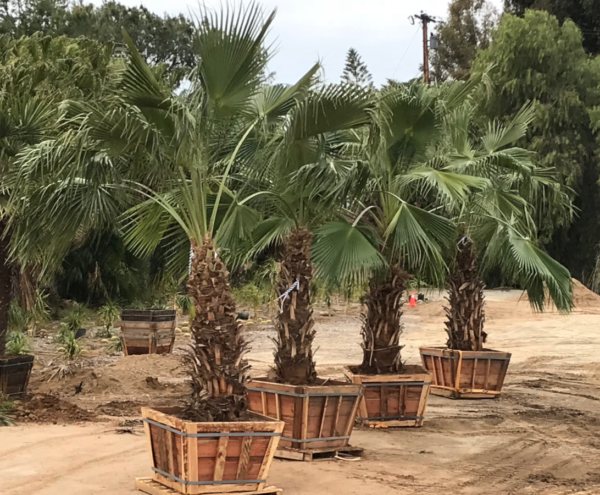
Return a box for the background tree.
[472,10,600,284]
[0,0,195,71]
[0,33,119,354]
[504,0,600,55]
[431,0,499,82]
[341,48,374,87]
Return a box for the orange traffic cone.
[409,293,417,307]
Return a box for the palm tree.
[0,35,119,355]
[311,78,513,374]
[439,104,574,351]
[236,83,374,385]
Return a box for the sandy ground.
[2,289,600,494]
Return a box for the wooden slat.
[274,393,281,420]
[484,359,491,390]
[213,437,229,481]
[416,383,430,426]
[143,417,156,469]
[261,391,267,416]
[454,351,463,390]
[236,437,253,480]
[471,358,478,390]
[292,389,304,447]
[257,434,281,490]
[318,397,329,438]
[186,422,198,484]
[165,426,175,475]
[301,393,309,440]
[332,396,343,436]
[380,385,388,418]
[427,356,438,386]
[345,395,361,436]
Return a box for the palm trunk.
[0,220,11,356]
[444,237,486,352]
[185,233,250,421]
[360,266,409,374]
[273,227,317,385]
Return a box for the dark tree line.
[0,0,196,70]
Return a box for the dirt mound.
[13,394,95,424]
[572,279,600,309]
[96,400,142,417]
[32,354,187,399]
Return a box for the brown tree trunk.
[360,266,409,374]
[444,237,486,352]
[185,233,250,422]
[273,227,317,385]
[0,220,11,356]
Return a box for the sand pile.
[572,279,600,309]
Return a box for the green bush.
[98,300,120,331]
[62,302,86,332]
[6,331,31,355]
[59,331,84,360]
[232,284,269,318]
[8,301,30,333]
[0,399,15,427]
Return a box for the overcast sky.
[92,0,503,86]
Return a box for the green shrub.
[233,284,269,318]
[8,301,30,333]
[176,294,196,320]
[107,335,123,353]
[62,302,86,333]
[98,300,120,331]
[0,399,15,426]
[6,331,31,355]
[59,331,84,360]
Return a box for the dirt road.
[2,289,600,494]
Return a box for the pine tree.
[342,48,374,87]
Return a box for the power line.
[392,26,420,79]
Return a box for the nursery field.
[2,287,600,495]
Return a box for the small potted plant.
[0,302,34,398]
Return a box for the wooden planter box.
[343,365,431,427]
[142,407,284,494]
[420,347,511,399]
[245,379,363,453]
[0,354,34,397]
[120,310,176,355]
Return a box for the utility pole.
[414,12,436,85]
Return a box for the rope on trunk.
[278,279,300,311]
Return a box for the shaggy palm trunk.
[274,227,317,385]
[444,237,486,352]
[360,266,409,374]
[0,220,11,356]
[185,233,250,421]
